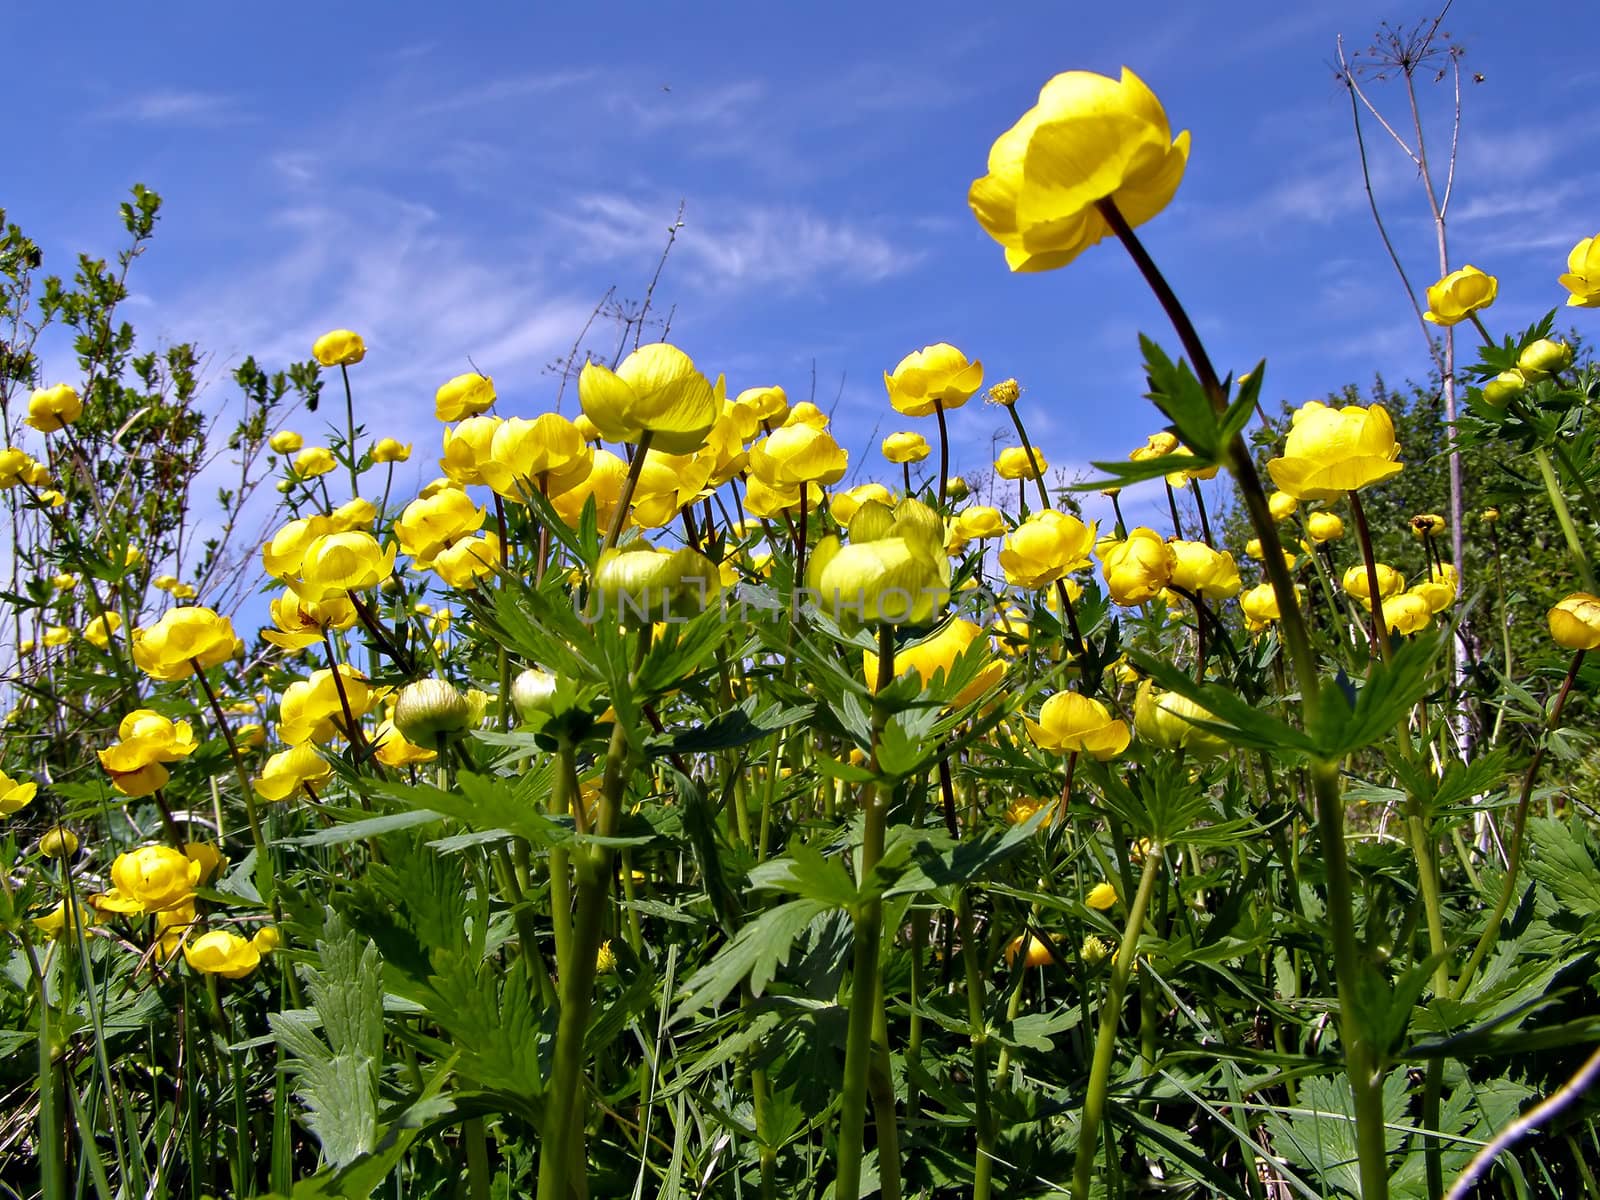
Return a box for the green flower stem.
[547,740,577,971]
[906,908,929,1117]
[604,430,654,552]
[190,659,272,886]
[1488,522,1514,743]
[1551,440,1600,531]
[1004,403,1053,514]
[957,887,997,1200]
[464,1117,491,1200]
[1533,448,1598,593]
[1455,648,1586,999]
[339,362,360,499]
[934,400,950,508]
[1193,479,1214,545]
[835,623,898,1200]
[1099,194,1392,1199]
[1163,480,1185,540]
[0,871,64,1200]
[1071,842,1163,1200]
[1347,490,1394,661]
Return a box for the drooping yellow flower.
[26,384,83,433]
[131,607,238,681]
[881,431,930,465]
[278,665,376,745]
[1549,592,1600,650]
[98,845,202,914]
[863,618,1003,710]
[1024,691,1130,760]
[255,743,333,801]
[1558,234,1600,308]
[291,531,397,600]
[1267,402,1403,501]
[969,67,1190,272]
[1423,265,1497,325]
[998,509,1095,590]
[1100,527,1174,606]
[84,611,123,650]
[482,414,594,502]
[1166,541,1240,600]
[0,771,37,816]
[995,445,1047,480]
[578,343,719,453]
[372,436,412,463]
[431,531,501,590]
[294,446,337,478]
[884,343,984,417]
[312,329,366,367]
[184,930,262,979]
[435,372,497,422]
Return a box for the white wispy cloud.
[99,88,247,125]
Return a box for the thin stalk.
[1004,403,1053,514]
[604,431,654,552]
[957,888,996,1200]
[339,362,360,498]
[1348,490,1394,660]
[1534,447,1598,592]
[1071,843,1164,1200]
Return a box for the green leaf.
[281,809,443,848]
[749,843,858,909]
[673,899,827,1021]
[1525,817,1600,917]
[649,698,815,754]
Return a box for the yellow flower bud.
[1024,692,1130,760]
[269,430,304,454]
[995,445,1047,480]
[26,383,83,433]
[1548,593,1600,650]
[312,329,366,367]
[1517,338,1572,378]
[1482,371,1526,408]
[1422,264,1497,326]
[881,431,930,465]
[371,437,412,463]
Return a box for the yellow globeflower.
[33,899,99,940]
[395,488,486,565]
[1085,882,1118,911]
[1134,679,1227,757]
[1341,563,1406,610]
[262,515,338,578]
[1558,233,1600,308]
[262,589,357,652]
[727,385,789,437]
[1006,932,1057,969]
[881,431,931,465]
[435,372,496,422]
[292,531,397,600]
[995,446,1047,480]
[0,770,37,816]
[97,709,199,797]
[1267,492,1298,523]
[1240,582,1284,632]
[808,501,950,627]
[1024,691,1130,761]
[1382,592,1433,636]
[1167,541,1240,600]
[593,546,721,625]
[255,744,333,801]
[749,424,848,487]
[431,532,501,590]
[184,930,262,979]
[1412,564,1459,615]
[831,483,895,525]
[294,446,337,478]
[1423,265,1497,326]
[44,625,73,647]
[1267,401,1403,501]
[863,618,1003,709]
[1548,593,1600,650]
[1306,511,1345,543]
[278,665,375,745]
[372,718,439,768]
[269,430,303,454]
[440,415,503,486]
[312,329,366,367]
[998,509,1095,590]
[969,67,1190,272]
[1100,526,1174,606]
[84,612,123,649]
[330,497,378,531]
[482,414,594,501]
[26,384,83,433]
[578,342,719,453]
[883,343,984,417]
[372,437,411,463]
[1410,514,1446,539]
[100,845,201,914]
[131,606,238,681]
[552,448,630,532]
[40,827,78,858]
[953,505,1006,541]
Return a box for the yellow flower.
[831,483,895,525]
[185,842,227,886]
[52,572,78,590]
[1267,401,1403,501]
[255,744,333,801]
[131,606,238,681]
[372,437,412,463]
[627,450,712,528]
[863,618,1003,709]
[33,899,98,940]
[578,342,719,453]
[253,926,282,954]
[262,515,338,578]
[40,827,78,857]
[1006,932,1057,968]
[99,845,201,914]
[313,329,366,367]
[1167,541,1240,600]
[396,487,486,565]
[26,383,83,433]
[1134,679,1227,756]
[238,722,266,748]
[1005,796,1046,825]
[1423,265,1497,325]
[1024,691,1130,760]
[782,402,829,430]
[988,378,1021,407]
[1549,593,1600,650]
[745,475,820,519]
[83,611,123,649]
[969,67,1190,272]
[593,546,722,624]
[279,664,375,745]
[995,445,1047,480]
[1341,563,1405,610]
[1100,526,1174,606]
[953,505,1006,541]
[750,424,848,487]
[1382,592,1433,636]
[294,446,337,478]
[0,770,37,816]
[97,709,198,797]
[884,343,984,417]
[728,385,789,436]
[1411,563,1459,615]
[1558,233,1600,308]
[184,930,262,979]
[269,430,303,454]
[1517,338,1573,379]
[1482,371,1526,408]
[1306,511,1344,543]
[1085,882,1118,911]
[552,448,630,532]
[372,718,439,767]
[291,531,397,600]
[695,410,750,487]
[596,940,618,975]
[1267,492,1298,523]
[808,511,950,628]
[262,588,357,652]
[440,415,503,486]
[1240,582,1285,632]
[881,431,931,465]
[998,509,1095,589]
[482,414,595,501]
[1410,513,1446,539]
[435,372,496,421]
[43,625,73,647]
[1080,935,1113,965]
[431,532,502,590]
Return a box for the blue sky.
[13,1,1600,544]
